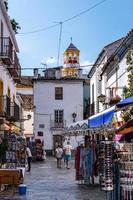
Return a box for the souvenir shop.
[112,96,133,200]
[0,126,26,192]
[27,138,45,161]
[64,95,133,200]
[74,106,115,193]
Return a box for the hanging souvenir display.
[117,143,133,200]
[5,134,17,168]
[99,140,114,191]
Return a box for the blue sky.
[8,0,133,75]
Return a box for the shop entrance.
[53,135,63,149]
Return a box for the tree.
[122,48,133,122]
[4,0,21,34]
[123,48,133,98]
[10,18,21,34]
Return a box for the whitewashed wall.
[0,66,16,100]
[118,57,128,96]
[16,87,33,137]
[23,110,33,136]
[33,80,84,150]
[0,1,18,51]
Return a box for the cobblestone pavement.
[0,157,106,200]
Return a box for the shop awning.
[67,119,88,131]
[88,106,115,128]
[116,96,133,108]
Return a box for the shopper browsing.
[64,141,72,169]
[55,144,63,168]
[26,146,32,172]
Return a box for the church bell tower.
[62,41,81,77]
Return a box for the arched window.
[8,87,10,97]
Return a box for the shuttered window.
[55,87,63,100]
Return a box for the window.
[92,84,94,102]
[39,124,45,128]
[1,21,3,38]
[54,110,64,123]
[8,87,10,97]
[55,87,63,100]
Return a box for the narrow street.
[0,157,106,200]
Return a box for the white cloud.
[80,60,93,74]
[41,57,57,66]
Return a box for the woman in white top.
[55,144,63,168]
[26,146,32,172]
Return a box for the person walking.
[64,141,72,169]
[26,145,32,172]
[55,144,63,168]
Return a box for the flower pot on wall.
[109,95,121,105]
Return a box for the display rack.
[5,134,17,168]
[5,135,27,168]
[117,143,133,200]
[17,137,26,167]
[99,141,114,191]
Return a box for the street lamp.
[20,114,31,122]
[72,112,77,122]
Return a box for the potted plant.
[109,95,121,105]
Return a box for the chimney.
[55,69,61,79]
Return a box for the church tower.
[62,42,81,77]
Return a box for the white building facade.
[33,79,84,151]
[16,76,33,138]
[89,29,133,115]
[33,43,85,152]
[0,0,23,134]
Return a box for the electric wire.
[8,63,105,70]
[57,22,63,67]
[18,24,59,35]
[18,0,107,35]
[16,0,107,69]
[62,0,106,23]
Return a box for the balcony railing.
[0,95,11,117]
[0,37,13,64]
[13,50,21,76]
[7,50,21,78]
[11,102,20,121]
[50,120,66,129]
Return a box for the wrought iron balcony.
[50,120,66,130]
[0,95,11,117]
[11,102,20,121]
[8,50,21,79]
[0,37,13,64]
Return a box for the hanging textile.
[75,142,97,184]
[75,146,84,181]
